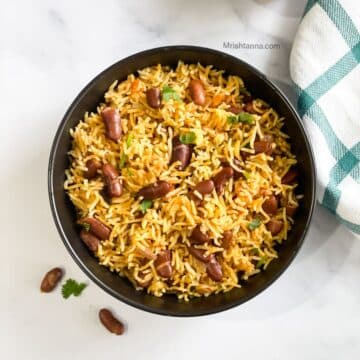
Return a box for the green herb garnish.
[139,199,153,213]
[162,85,181,102]
[243,171,251,180]
[127,168,134,176]
[227,112,255,125]
[61,279,87,299]
[82,222,91,232]
[256,256,267,268]
[179,132,196,145]
[126,133,133,148]
[248,217,262,230]
[119,153,127,169]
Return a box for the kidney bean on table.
[154,250,172,278]
[80,230,100,252]
[146,87,161,109]
[212,166,234,194]
[101,107,122,142]
[171,136,192,170]
[40,267,63,293]
[84,158,102,179]
[99,309,125,335]
[189,79,206,105]
[190,225,210,244]
[262,195,278,215]
[137,181,174,200]
[102,163,123,197]
[79,217,111,240]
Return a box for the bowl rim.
[48,45,316,316]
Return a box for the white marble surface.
[2,0,360,359]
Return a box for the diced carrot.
[131,79,141,94]
[211,94,225,107]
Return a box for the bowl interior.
[49,46,315,316]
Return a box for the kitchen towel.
[290,0,360,234]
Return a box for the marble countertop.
[2,0,359,359]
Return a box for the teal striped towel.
[290,0,360,234]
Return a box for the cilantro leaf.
[126,133,133,148]
[81,222,91,232]
[179,132,196,145]
[162,85,181,102]
[256,256,267,268]
[248,217,261,230]
[119,153,127,169]
[139,199,152,213]
[227,112,255,125]
[61,279,87,299]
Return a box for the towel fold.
[290,0,360,234]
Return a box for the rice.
[65,62,300,300]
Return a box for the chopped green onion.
[256,256,267,268]
[227,112,255,125]
[139,199,153,213]
[179,132,196,145]
[82,222,91,232]
[126,133,133,148]
[248,217,261,230]
[162,85,181,102]
[119,153,127,169]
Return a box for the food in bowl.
[64,62,301,301]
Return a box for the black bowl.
[48,46,316,316]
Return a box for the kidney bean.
[241,92,253,103]
[101,107,122,142]
[136,246,156,260]
[262,195,278,215]
[190,225,210,244]
[99,309,124,335]
[240,150,252,161]
[136,271,152,288]
[146,87,161,108]
[206,258,223,282]
[194,180,214,195]
[282,168,299,185]
[189,79,206,105]
[286,203,298,217]
[154,250,172,278]
[244,102,255,113]
[222,230,233,249]
[102,163,123,197]
[171,136,192,170]
[221,159,242,180]
[266,219,283,235]
[228,105,242,114]
[188,247,213,263]
[40,267,63,293]
[212,167,234,194]
[84,159,101,179]
[80,230,100,252]
[137,181,174,200]
[254,140,273,155]
[79,217,111,240]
